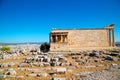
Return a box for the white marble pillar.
[109,29,111,46]
[50,36,53,42]
[61,35,63,42]
[56,35,58,42]
[112,29,115,47]
[65,36,67,42]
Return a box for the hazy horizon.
[0,0,120,43]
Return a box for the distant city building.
[0,44,40,52]
[50,24,115,51]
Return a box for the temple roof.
[54,28,105,30]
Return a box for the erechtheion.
[50,24,115,51]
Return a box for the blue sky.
[0,0,120,43]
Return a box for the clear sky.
[0,0,120,43]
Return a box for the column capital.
[105,24,114,30]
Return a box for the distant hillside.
[0,42,44,46]
[115,42,120,47]
[1,42,120,47]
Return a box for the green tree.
[40,42,50,53]
[1,46,10,51]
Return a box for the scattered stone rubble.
[77,64,120,80]
[0,51,21,60]
[52,77,66,80]
[5,68,16,76]
[0,49,120,80]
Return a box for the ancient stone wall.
[50,24,115,51]
[50,43,69,51]
[50,29,109,51]
[68,29,109,51]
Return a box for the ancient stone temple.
[50,24,115,51]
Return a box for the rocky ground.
[77,64,120,80]
[0,48,120,80]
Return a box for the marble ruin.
[50,24,115,51]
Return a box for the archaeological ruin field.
[0,46,120,80]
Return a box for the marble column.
[61,35,63,42]
[65,37,67,42]
[109,29,111,46]
[50,36,53,42]
[112,28,115,47]
[56,35,58,42]
[65,36,68,42]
